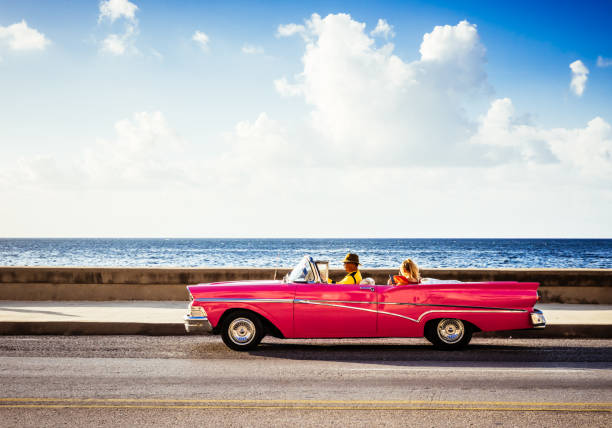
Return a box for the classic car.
[184,255,546,351]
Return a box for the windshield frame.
[286,255,322,284]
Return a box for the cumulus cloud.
[218,113,299,169]
[545,117,612,179]
[420,20,483,62]
[192,30,209,51]
[370,19,394,39]
[3,112,192,189]
[98,0,138,23]
[274,77,303,97]
[100,23,138,56]
[597,56,612,68]
[271,12,612,190]
[0,20,50,51]
[82,111,187,185]
[101,33,126,55]
[470,98,558,164]
[275,14,488,164]
[570,60,589,96]
[98,0,139,55]
[276,23,306,38]
[242,44,264,54]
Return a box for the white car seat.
[360,277,375,285]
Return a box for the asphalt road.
[1,336,611,427]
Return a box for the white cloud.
[275,14,488,164]
[83,111,191,186]
[3,112,190,189]
[276,23,305,38]
[271,12,612,189]
[100,23,137,55]
[242,44,264,54]
[101,34,126,55]
[570,59,589,96]
[470,98,559,164]
[418,19,487,90]
[370,19,394,39]
[0,20,50,51]
[98,1,139,56]
[470,98,612,178]
[420,20,484,63]
[274,77,303,97]
[597,56,612,68]
[192,30,209,51]
[545,116,612,179]
[219,113,298,168]
[99,0,138,23]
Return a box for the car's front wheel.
[221,311,264,351]
[424,318,472,350]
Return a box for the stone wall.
[1,266,610,303]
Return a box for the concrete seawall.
[1,266,610,303]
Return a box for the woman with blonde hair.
[388,258,421,285]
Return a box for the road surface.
[1,336,611,427]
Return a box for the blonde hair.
[400,259,421,283]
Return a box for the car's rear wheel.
[221,311,264,351]
[425,318,472,350]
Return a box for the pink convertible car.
[184,256,546,351]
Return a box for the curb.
[0,322,609,338]
[476,325,611,339]
[0,322,186,336]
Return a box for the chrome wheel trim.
[437,318,465,344]
[228,317,256,346]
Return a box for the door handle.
[360,286,375,291]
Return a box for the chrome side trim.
[196,298,376,305]
[195,298,294,303]
[195,297,525,314]
[294,299,378,314]
[295,299,375,305]
[377,309,528,323]
[192,297,528,325]
[295,300,525,323]
[381,302,527,312]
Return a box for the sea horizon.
[1,238,610,269]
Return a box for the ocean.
[0,238,610,269]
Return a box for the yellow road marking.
[0,404,610,412]
[0,398,610,406]
[0,398,610,412]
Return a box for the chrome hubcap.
[437,319,465,344]
[228,318,256,345]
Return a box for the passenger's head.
[342,253,360,272]
[400,258,420,281]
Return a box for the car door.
[377,284,425,337]
[293,282,377,338]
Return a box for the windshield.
[287,256,318,283]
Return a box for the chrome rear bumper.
[530,309,546,328]
[184,315,213,334]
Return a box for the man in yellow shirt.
[330,253,363,284]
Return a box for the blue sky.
[0,1,611,237]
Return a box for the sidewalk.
[0,301,610,337]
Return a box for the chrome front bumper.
[184,315,213,334]
[530,309,546,328]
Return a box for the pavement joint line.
[1,398,610,407]
[0,404,611,412]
